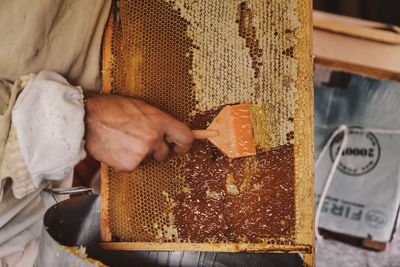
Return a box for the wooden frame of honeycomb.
[99,1,314,266]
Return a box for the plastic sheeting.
[314,65,400,266]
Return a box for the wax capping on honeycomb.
[104,0,312,247]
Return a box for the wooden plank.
[314,11,400,45]
[99,242,312,253]
[100,5,114,243]
[294,0,315,266]
[303,252,314,267]
[313,11,400,83]
[314,56,400,82]
[362,238,387,251]
[313,10,393,29]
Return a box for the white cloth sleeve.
[12,71,86,187]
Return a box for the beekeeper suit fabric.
[0,0,112,266]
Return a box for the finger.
[152,141,170,162]
[141,154,153,165]
[162,115,194,153]
[116,151,144,171]
[165,135,173,144]
[113,136,151,171]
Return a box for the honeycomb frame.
[99,0,313,265]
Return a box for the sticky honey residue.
[239,157,256,192]
[61,246,108,267]
[226,173,240,196]
[174,108,296,244]
[249,104,270,153]
[206,181,223,200]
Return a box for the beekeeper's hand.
[84,95,194,171]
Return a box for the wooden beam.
[99,242,312,253]
[99,5,114,243]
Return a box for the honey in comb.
[174,108,295,244]
[106,0,302,246]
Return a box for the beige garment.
[0,238,39,267]
[0,79,23,163]
[0,0,111,92]
[0,126,35,200]
[0,1,111,266]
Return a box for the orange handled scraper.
[192,103,257,159]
